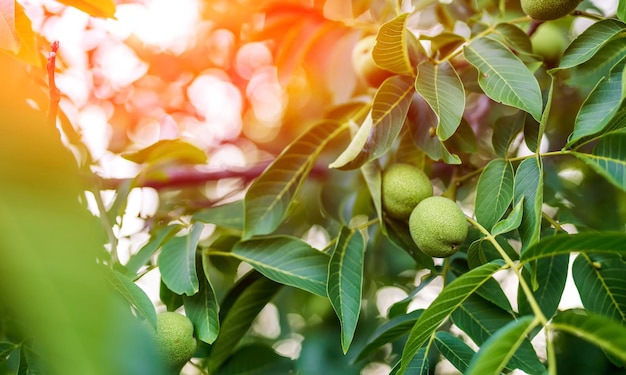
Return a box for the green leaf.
[415,60,465,141]
[420,32,466,59]
[467,237,519,269]
[567,37,626,89]
[407,94,461,164]
[183,255,220,344]
[551,309,626,362]
[572,253,626,323]
[452,295,543,374]
[122,139,207,165]
[514,157,543,251]
[329,76,414,169]
[491,197,524,236]
[464,37,542,121]
[567,65,626,148]
[398,261,505,374]
[573,133,626,192]
[620,0,626,22]
[0,342,18,358]
[518,254,569,319]
[372,13,414,75]
[520,232,626,263]
[57,0,116,18]
[232,235,330,297]
[384,217,435,270]
[492,112,525,158]
[104,268,157,330]
[392,347,429,375]
[244,120,344,239]
[208,272,281,372]
[557,19,626,70]
[192,200,244,231]
[355,309,423,362]
[434,332,475,374]
[216,344,295,375]
[475,159,514,231]
[158,223,204,296]
[491,23,534,56]
[466,316,539,375]
[360,161,384,233]
[476,278,514,313]
[327,227,366,353]
[125,224,181,276]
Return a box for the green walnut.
[521,0,581,20]
[382,163,433,220]
[152,312,197,373]
[409,196,468,258]
[531,22,568,64]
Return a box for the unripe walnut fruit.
[409,196,468,258]
[382,163,433,220]
[352,35,394,87]
[152,312,197,373]
[521,0,581,20]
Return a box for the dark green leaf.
[567,65,626,148]
[558,19,626,70]
[491,197,524,236]
[518,254,569,319]
[399,261,505,374]
[384,216,435,270]
[434,332,475,374]
[466,316,539,375]
[355,309,423,362]
[232,235,330,297]
[158,223,204,296]
[192,200,244,231]
[464,37,543,121]
[520,232,626,263]
[183,255,220,344]
[452,295,543,374]
[125,224,181,276]
[244,120,344,239]
[0,342,18,359]
[514,157,543,251]
[492,111,525,158]
[327,227,366,352]
[216,344,295,375]
[407,94,461,164]
[475,159,514,231]
[551,309,626,362]
[567,37,626,89]
[207,273,281,372]
[573,133,626,193]
[573,253,626,323]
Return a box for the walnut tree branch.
[47,41,60,128]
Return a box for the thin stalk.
[465,216,548,326]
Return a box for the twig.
[47,41,60,127]
[96,161,330,191]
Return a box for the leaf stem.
[89,184,119,266]
[465,216,548,326]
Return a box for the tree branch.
[47,41,60,127]
[96,161,330,191]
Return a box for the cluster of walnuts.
[382,164,468,258]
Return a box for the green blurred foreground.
[0,55,164,375]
